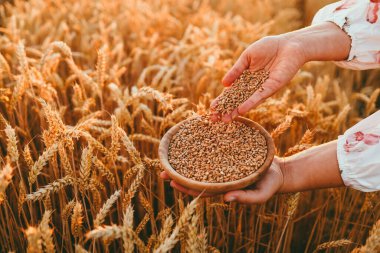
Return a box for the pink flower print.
[367,0,380,23]
[363,133,380,145]
[334,0,357,12]
[376,51,380,63]
[344,131,380,152]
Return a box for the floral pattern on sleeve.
[337,111,380,192]
[344,131,380,152]
[312,0,380,70]
[367,0,380,23]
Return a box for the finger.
[221,113,232,123]
[230,108,240,120]
[209,113,220,122]
[160,171,170,180]
[222,53,249,87]
[170,181,215,198]
[219,107,240,123]
[210,98,218,109]
[237,79,280,115]
[224,189,272,204]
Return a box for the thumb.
[224,189,271,204]
[222,52,249,87]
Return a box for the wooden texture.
[159,116,275,194]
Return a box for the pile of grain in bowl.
[212,69,269,115]
[168,115,267,183]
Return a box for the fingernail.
[225,196,236,202]
[231,110,239,120]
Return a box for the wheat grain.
[43,195,52,211]
[122,204,134,253]
[136,214,150,234]
[86,225,123,240]
[26,176,73,201]
[287,193,300,218]
[71,202,83,237]
[74,245,89,253]
[61,200,76,223]
[23,145,34,170]
[58,144,74,176]
[5,124,19,162]
[123,164,145,207]
[130,134,160,146]
[92,157,115,183]
[108,115,121,163]
[154,198,198,253]
[313,239,352,253]
[16,42,30,84]
[361,219,380,252]
[271,115,293,139]
[0,163,14,203]
[39,211,55,253]
[157,214,174,247]
[97,47,107,89]
[25,227,43,253]
[18,181,26,215]
[29,143,59,184]
[185,213,207,253]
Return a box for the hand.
[211,35,306,122]
[159,157,285,204]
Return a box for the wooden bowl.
[158,116,275,194]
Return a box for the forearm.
[280,140,344,193]
[281,22,351,62]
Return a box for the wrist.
[281,22,351,62]
[278,157,292,193]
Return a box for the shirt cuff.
[312,1,380,70]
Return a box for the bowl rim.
[158,115,275,193]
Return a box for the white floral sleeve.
[337,111,380,192]
[312,0,380,70]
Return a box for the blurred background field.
[0,0,379,252]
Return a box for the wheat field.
[0,0,379,252]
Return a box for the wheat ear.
[94,189,121,227]
[154,198,198,253]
